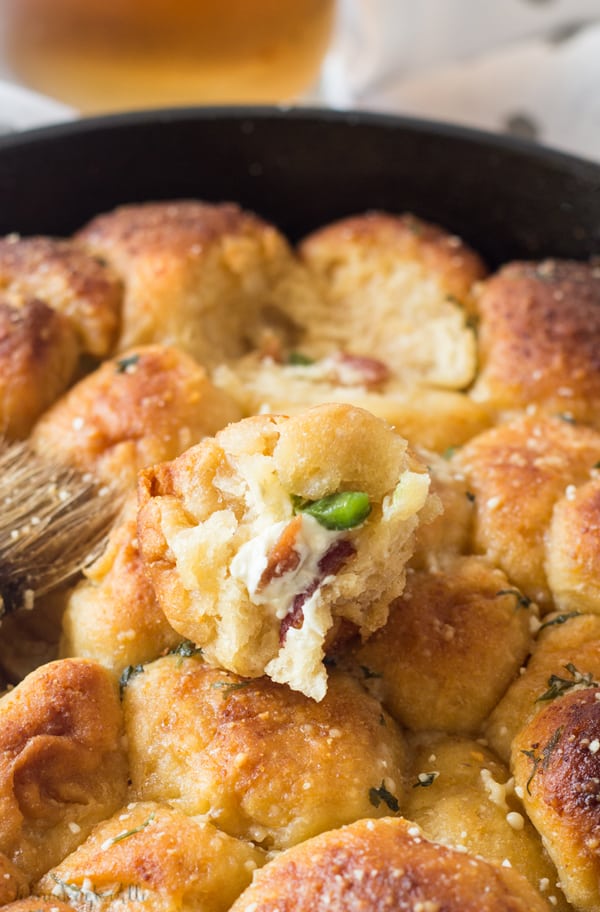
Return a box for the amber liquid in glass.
[5,0,336,112]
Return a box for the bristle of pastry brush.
[0,440,120,616]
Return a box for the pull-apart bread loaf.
[7,199,600,912]
[138,403,437,700]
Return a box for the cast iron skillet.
[0,106,599,267]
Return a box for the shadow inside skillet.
[0,106,599,268]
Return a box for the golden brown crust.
[294,211,486,389]
[405,733,567,908]
[0,235,122,356]
[2,901,75,912]
[0,658,128,882]
[456,415,600,605]
[31,344,242,489]
[123,656,406,850]
[354,557,533,733]
[485,612,600,762]
[36,801,264,912]
[473,259,600,422]
[229,816,550,912]
[512,687,600,911]
[0,854,29,906]
[0,297,79,438]
[60,497,181,676]
[75,201,317,367]
[546,475,600,613]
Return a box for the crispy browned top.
[32,343,241,488]
[474,259,600,421]
[76,200,269,258]
[0,235,122,356]
[0,297,79,438]
[355,556,532,734]
[0,659,128,881]
[457,415,600,604]
[230,816,550,912]
[513,686,600,910]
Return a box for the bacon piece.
[333,353,390,388]
[257,515,302,591]
[279,539,357,645]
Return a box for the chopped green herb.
[413,771,439,788]
[495,588,532,609]
[211,680,252,698]
[536,663,599,703]
[442,446,459,460]
[292,491,371,531]
[465,491,476,503]
[369,781,400,812]
[119,663,145,697]
[115,353,140,374]
[556,412,576,424]
[379,713,387,727]
[538,612,581,632]
[103,813,155,848]
[168,639,203,665]
[522,726,563,795]
[50,874,117,904]
[287,351,315,366]
[594,461,600,470]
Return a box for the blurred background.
[0,0,599,160]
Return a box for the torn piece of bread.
[213,352,492,451]
[291,211,486,389]
[138,403,436,700]
[75,200,319,369]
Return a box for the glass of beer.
[3,0,337,113]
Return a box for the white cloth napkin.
[321,0,600,162]
[0,80,74,135]
[2,0,600,164]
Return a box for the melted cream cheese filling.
[229,513,341,620]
